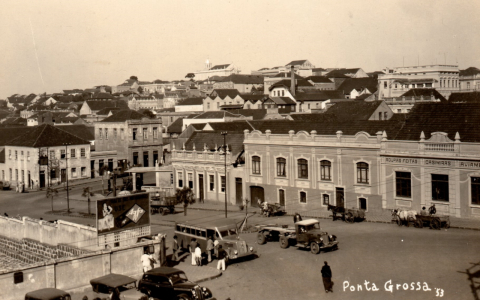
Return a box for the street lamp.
[221,132,228,218]
[63,143,71,213]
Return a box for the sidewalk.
[22,177,104,194]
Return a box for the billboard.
[97,193,150,235]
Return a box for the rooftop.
[7,124,90,147]
[100,110,145,122]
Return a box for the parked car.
[90,273,146,300]
[138,267,216,300]
[25,288,71,300]
[0,180,10,190]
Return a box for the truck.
[256,218,339,254]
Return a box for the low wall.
[0,237,165,300]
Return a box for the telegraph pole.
[221,132,228,218]
[63,143,71,212]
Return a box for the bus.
[175,218,256,260]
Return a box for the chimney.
[290,65,296,96]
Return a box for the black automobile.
[25,288,71,300]
[138,267,215,300]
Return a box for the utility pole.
[221,131,228,218]
[63,143,71,212]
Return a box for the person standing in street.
[190,238,197,266]
[321,261,333,293]
[141,251,153,273]
[195,244,202,266]
[217,245,227,271]
[206,236,214,263]
[172,235,180,261]
[213,238,219,258]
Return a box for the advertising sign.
[97,193,150,235]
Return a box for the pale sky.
[1,0,479,98]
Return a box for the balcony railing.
[424,143,455,152]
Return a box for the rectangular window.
[170,174,174,185]
[472,177,480,205]
[21,151,24,158]
[298,159,308,179]
[153,127,158,139]
[207,103,210,109]
[359,198,367,210]
[120,128,125,140]
[378,112,382,120]
[9,169,12,181]
[300,191,306,203]
[432,174,449,202]
[143,128,148,139]
[384,112,388,120]
[221,176,226,192]
[8,150,11,159]
[81,148,86,157]
[217,102,220,108]
[99,128,103,139]
[114,128,117,138]
[356,162,369,184]
[396,172,411,198]
[61,150,66,159]
[71,168,77,178]
[15,169,18,182]
[21,170,24,183]
[15,151,18,160]
[178,172,183,188]
[1,170,3,180]
[397,109,401,113]
[188,173,193,189]
[105,129,108,140]
[320,160,331,181]
[50,169,56,180]
[81,167,86,177]
[50,150,55,160]
[209,175,214,191]
[133,128,137,140]
[276,158,286,177]
[133,152,138,165]
[322,194,329,205]
[70,149,75,158]
[252,156,261,175]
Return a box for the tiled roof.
[305,76,333,83]
[7,124,90,147]
[96,107,123,115]
[459,67,480,77]
[270,79,313,90]
[0,117,27,126]
[323,101,384,121]
[220,104,244,109]
[156,108,176,112]
[177,98,204,106]
[85,100,128,111]
[391,103,480,142]
[167,118,184,134]
[355,94,373,100]
[205,121,254,132]
[325,68,361,77]
[100,110,145,122]
[192,111,242,119]
[295,90,344,101]
[399,89,447,102]
[56,125,95,141]
[210,64,230,70]
[290,113,338,122]
[118,79,138,87]
[312,68,326,72]
[273,72,305,79]
[285,60,308,66]
[184,131,245,155]
[337,78,378,95]
[219,74,264,84]
[448,92,480,103]
[221,109,267,120]
[269,97,296,105]
[210,89,241,99]
[91,92,114,100]
[240,95,265,102]
[0,127,33,146]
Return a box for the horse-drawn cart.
[258,201,285,217]
[414,214,450,230]
[327,205,366,223]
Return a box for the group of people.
[172,235,228,271]
[420,204,437,216]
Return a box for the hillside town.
[1,1,480,299]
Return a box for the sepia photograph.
[0,0,479,299]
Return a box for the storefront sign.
[385,157,419,165]
[459,161,480,169]
[424,159,453,167]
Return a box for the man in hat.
[321,261,333,293]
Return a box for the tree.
[185,73,195,79]
[82,187,95,215]
[46,187,58,212]
[175,187,195,216]
[137,86,144,95]
[98,165,110,195]
[141,109,155,119]
[130,75,138,81]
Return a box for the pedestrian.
[190,238,197,266]
[110,287,121,300]
[141,251,153,273]
[213,238,219,258]
[293,212,302,223]
[420,206,428,216]
[206,236,214,263]
[172,235,180,261]
[195,244,202,266]
[429,204,436,215]
[217,245,227,271]
[321,261,333,293]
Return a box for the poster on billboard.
[97,193,150,235]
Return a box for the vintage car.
[25,288,71,300]
[175,219,256,261]
[138,267,215,300]
[90,273,146,300]
[257,218,339,254]
[0,180,10,190]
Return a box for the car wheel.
[310,242,320,254]
[177,293,191,300]
[257,232,267,245]
[279,236,289,248]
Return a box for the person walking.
[195,244,202,266]
[190,238,197,266]
[321,261,333,293]
[141,251,153,273]
[217,245,227,271]
[206,236,214,263]
[172,235,180,261]
[213,238,219,258]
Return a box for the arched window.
[356,162,369,184]
[276,158,286,177]
[298,159,308,179]
[252,156,261,174]
[320,160,331,181]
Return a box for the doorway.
[143,151,149,167]
[250,186,264,207]
[39,171,45,188]
[61,169,66,183]
[279,189,285,206]
[335,187,345,208]
[91,160,95,178]
[235,178,243,205]
[198,174,204,202]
